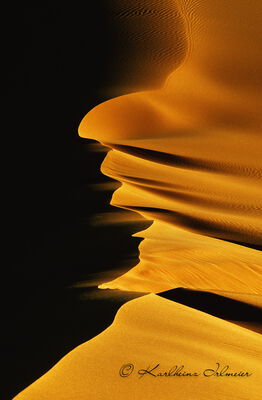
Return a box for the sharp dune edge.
[13,295,262,400]
[14,1,262,398]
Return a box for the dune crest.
[79,0,262,295]
[13,294,262,399]
[14,1,262,398]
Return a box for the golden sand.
[13,294,262,400]
[14,1,262,398]
[78,0,262,294]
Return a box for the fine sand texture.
[78,0,262,294]
[14,1,262,398]
[13,294,262,400]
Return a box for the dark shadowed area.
[5,3,152,399]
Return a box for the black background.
[5,4,147,399]
[5,4,262,399]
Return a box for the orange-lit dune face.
[13,294,262,400]
[13,2,262,400]
[78,0,262,294]
[98,0,188,92]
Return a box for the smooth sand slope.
[13,294,262,400]
[78,0,262,294]
[14,1,262,398]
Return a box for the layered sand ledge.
[14,0,262,398]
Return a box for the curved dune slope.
[14,1,262,398]
[13,294,262,400]
[78,0,262,295]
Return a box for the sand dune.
[14,1,262,398]
[78,112,262,293]
[78,0,262,295]
[13,294,262,399]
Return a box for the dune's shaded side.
[88,141,262,294]
[13,1,262,399]
[78,0,262,295]
[158,287,262,334]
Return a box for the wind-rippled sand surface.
[14,1,262,398]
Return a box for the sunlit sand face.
[13,2,262,400]
[176,0,262,91]
[78,0,262,295]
